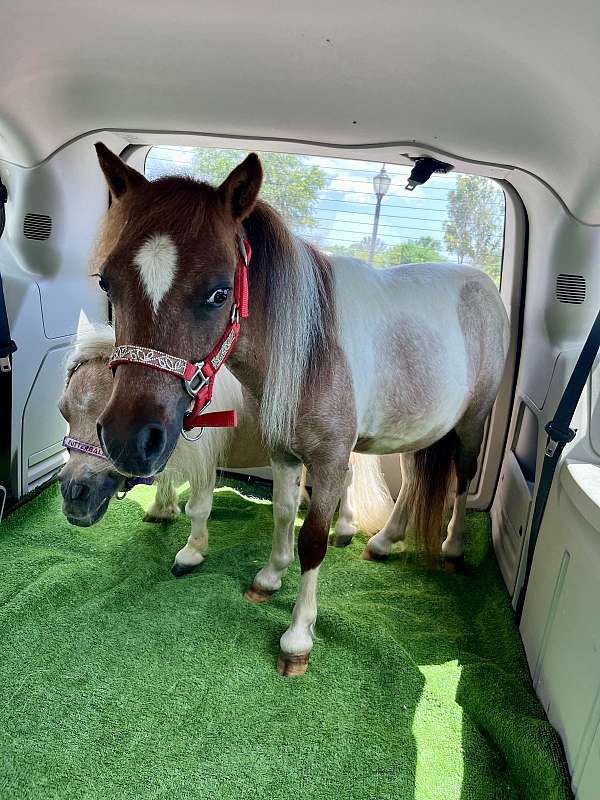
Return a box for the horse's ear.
[217,154,263,221]
[94,142,148,200]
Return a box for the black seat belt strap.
[0,176,17,514]
[0,178,17,371]
[515,308,600,622]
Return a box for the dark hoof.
[170,561,197,577]
[443,554,465,573]
[244,584,274,604]
[330,533,353,548]
[361,547,388,561]
[277,652,309,677]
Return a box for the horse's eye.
[98,275,110,294]
[206,288,230,307]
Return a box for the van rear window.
[145,146,505,286]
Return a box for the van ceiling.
[1,1,599,222]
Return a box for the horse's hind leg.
[330,461,358,547]
[144,472,180,522]
[362,453,413,560]
[171,471,216,576]
[245,458,303,603]
[442,418,485,565]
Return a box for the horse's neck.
[227,303,270,403]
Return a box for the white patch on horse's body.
[134,234,178,314]
[77,390,95,412]
[331,258,503,453]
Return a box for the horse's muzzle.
[97,405,185,477]
[60,470,120,527]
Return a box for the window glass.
[146,146,505,285]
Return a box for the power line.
[312,220,445,236]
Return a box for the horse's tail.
[347,453,395,535]
[407,430,457,556]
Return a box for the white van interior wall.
[491,167,600,595]
[0,133,125,499]
[490,166,600,796]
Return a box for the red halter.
[108,237,251,440]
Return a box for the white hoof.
[144,502,180,522]
[253,565,284,593]
[364,530,393,558]
[333,518,357,539]
[441,534,464,560]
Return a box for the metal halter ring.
[181,399,210,442]
[183,361,209,398]
[181,426,205,442]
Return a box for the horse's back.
[330,257,508,452]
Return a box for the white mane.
[65,323,115,383]
[239,202,333,455]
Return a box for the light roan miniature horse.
[92,144,509,676]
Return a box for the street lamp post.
[369,164,391,265]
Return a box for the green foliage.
[192,148,328,230]
[326,236,386,264]
[326,235,442,267]
[482,260,502,286]
[386,236,443,265]
[444,176,504,270]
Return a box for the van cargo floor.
[0,482,570,799]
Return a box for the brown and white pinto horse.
[92,144,509,676]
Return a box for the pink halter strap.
[63,435,105,460]
[62,436,154,489]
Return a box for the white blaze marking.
[134,234,178,313]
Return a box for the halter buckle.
[183,361,209,398]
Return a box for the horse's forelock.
[90,177,215,276]
[65,324,115,385]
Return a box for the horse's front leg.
[144,472,180,522]
[245,457,303,603]
[278,459,349,677]
[171,472,216,577]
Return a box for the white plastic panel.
[577,718,600,800]
[521,460,600,797]
[0,132,124,501]
[21,343,73,493]
[491,450,532,593]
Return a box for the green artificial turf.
[0,480,571,800]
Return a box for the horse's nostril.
[68,482,89,502]
[138,423,166,462]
